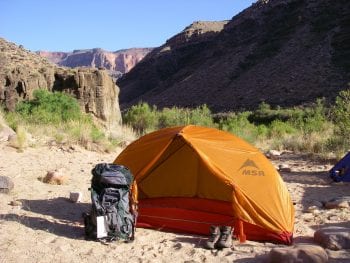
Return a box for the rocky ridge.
[118,0,350,112]
[0,38,121,129]
[37,47,152,80]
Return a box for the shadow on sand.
[281,170,350,207]
[1,197,91,239]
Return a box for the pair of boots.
[204,225,233,249]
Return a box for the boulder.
[268,244,328,263]
[314,226,350,250]
[0,176,14,193]
[0,123,16,142]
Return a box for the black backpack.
[83,163,137,242]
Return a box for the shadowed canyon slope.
[118,0,350,112]
[0,38,121,129]
[38,48,153,80]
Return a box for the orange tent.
[114,125,294,244]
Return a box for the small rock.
[266,150,282,159]
[42,237,56,244]
[302,213,315,222]
[9,200,22,206]
[268,244,328,263]
[69,192,82,203]
[306,206,320,213]
[0,176,14,193]
[305,206,321,215]
[324,197,350,209]
[43,169,68,185]
[327,215,339,221]
[48,140,57,147]
[57,244,71,252]
[314,227,350,250]
[173,242,182,250]
[312,209,321,215]
[308,200,324,209]
[278,164,292,172]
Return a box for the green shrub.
[90,126,105,143]
[158,107,189,128]
[15,89,82,124]
[249,102,305,125]
[124,103,215,133]
[289,99,329,134]
[123,102,158,135]
[329,89,350,151]
[219,112,261,143]
[268,120,297,138]
[332,89,350,136]
[188,105,214,127]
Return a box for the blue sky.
[0,0,256,52]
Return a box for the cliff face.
[0,38,121,129]
[37,48,153,80]
[118,0,350,112]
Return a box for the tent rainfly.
[115,125,294,244]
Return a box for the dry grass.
[109,124,137,145]
[15,126,28,151]
[0,108,5,130]
[7,125,28,152]
[5,118,137,153]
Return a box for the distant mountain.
[118,0,350,112]
[37,47,153,79]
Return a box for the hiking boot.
[216,226,233,248]
[204,225,221,249]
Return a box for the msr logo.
[238,159,265,176]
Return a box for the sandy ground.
[1,143,350,263]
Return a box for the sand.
[1,143,350,263]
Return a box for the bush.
[124,103,215,133]
[329,89,350,151]
[332,89,350,136]
[219,112,262,143]
[123,102,158,135]
[268,120,297,137]
[289,99,329,134]
[158,107,189,128]
[15,89,82,124]
[188,105,214,127]
[249,102,305,125]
